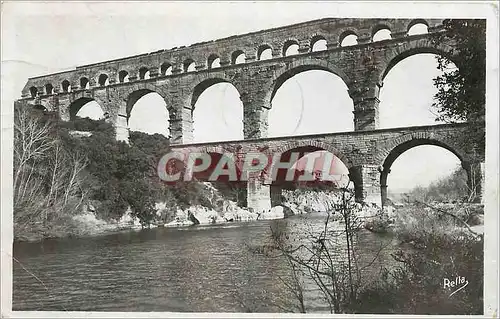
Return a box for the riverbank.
[13,201,289,243]
[13,186,484,243]
[12,199,484,314]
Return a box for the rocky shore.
[18,185,484,242]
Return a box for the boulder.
[260,206,285,220]
[188,210,200,225]
[281,204,296,218]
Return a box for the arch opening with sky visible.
[69,98,105,121]
[192,81,244,143]
[268,69,354,138]
[407,22,429,36]
[258,45,273,60]
[378,53,458,129]
[383,144,467,203]
[127,90,170,137]
[311,36,327,51]
[376,53,461,197]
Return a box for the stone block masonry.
[17,18,484,211]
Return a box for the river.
[13,212,401,313]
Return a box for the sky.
[2,2,469,192]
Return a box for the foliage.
[392,202,482,246]
[405,166,470,203]
[14,108,232,234]
[432,19,486,155]
[350,200,483,314]
[55,120,169,225]
[57,117,113,133]
[13,107,89,241]
[259,183,374,313]
[432,19,486,123]
[251,175,483,314]
[353,229,483,314]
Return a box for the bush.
[405,166,478,203]
[352,203,484,314]
[13,109,252,239]
[352,230,483,314]
[392,204,482,247]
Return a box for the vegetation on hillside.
[13,107,89,240]
[13,106,226,240]
[404,166,470,203]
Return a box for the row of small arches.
[28,22,429,98]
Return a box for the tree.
[13,106,88,239]
[432,19,486,123]
[258,182,384,313]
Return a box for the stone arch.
[32,104,48,112]
[160,62,173,76]
[29,86,38,98]
[263,58,351,108]
[379,39,457,83]
[44,83,54,95]
[207,54,220,69]
[61,80,71,93]
[190,76,243,109]
[80,77,90,89]
[310,34,327,51]
[376,131,470,205]
[377,131,468,166]
[28,98,55,112]
[178,146,243,182]
[407,19,430,34]
[371,24,392,41]
[97,73,109,87]
[138,67,150,79]
[118,70,129,83]
[257,44,273,60]
[68,97,106,121]
[189,76,245,143]
[282,39,299,56]
[231,50,245,64]
[274,140,354,169]
[183,59,196,72]
[267,140,354,187]
[125,86,169,120]
[339,29,359,46]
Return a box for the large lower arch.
[274,140,354,169]
[375,130,470,168]
[68,97,105,121]
[191,77,244,143]
[378,137,473,205]
[190,151,243,183]
[126,88,170,136]
[268,142,353,206]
